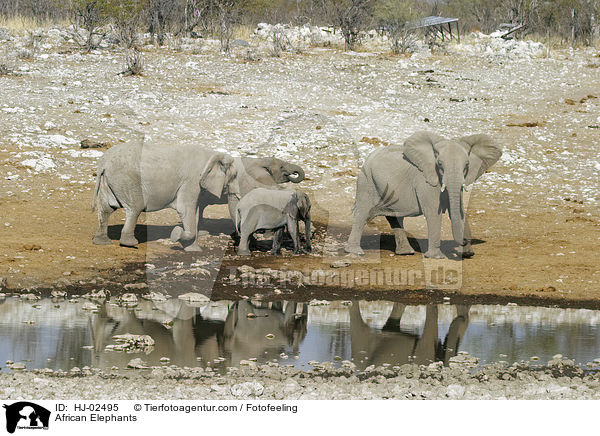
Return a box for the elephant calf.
[235,188,311,256]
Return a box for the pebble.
[118,293,138,306]
[127,358,147,369]
[330,260,350,268]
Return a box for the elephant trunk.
[446,171,465,246]
[286,164,305,183]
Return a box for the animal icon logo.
[3,402,50,434]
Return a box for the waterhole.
[1,297,600,371]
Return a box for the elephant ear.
[403,131,446,187]
[460,134,502,185]
[200,153,232,198]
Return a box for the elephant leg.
[413,305,439,364]
[423,211,444,259]
[93,202,114,245]
[237,213,256,256]
[386,216,414,255]
[270,227,283,255]
[457,216,474,258]
[171,189,201,251]
[304,217,312,252]
[286,217,302,254]
[442,305,470,365]
[197,201,207,227]
[382,302,406,331]
[120,206,142,247]
[345,208,369,255]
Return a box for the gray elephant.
[235,188,311,255]
[345,131,502,258]
[197,157,305,224]
[92,140,238,251]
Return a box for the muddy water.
[1,297,600,372]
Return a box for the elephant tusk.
[440,184,446,192]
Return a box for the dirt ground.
[1,31,599,306]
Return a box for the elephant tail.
[91,168,104,211]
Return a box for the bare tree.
[71,0,111,52]
[375,0,419,54]
[320,0,375,50]
[215,0,240,52]
[110,0,145,48]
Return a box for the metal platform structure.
[409,16,460,42]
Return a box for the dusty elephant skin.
[92,141,238,251]
[1,359,599,400]
[235,188,312,255]
[345,131,502,259]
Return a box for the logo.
[3,402,50,434]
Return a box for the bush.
[121,48,144,75]
[374,0,419,54]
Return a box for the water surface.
[1,296,600,371]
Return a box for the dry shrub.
[121,49,144,76]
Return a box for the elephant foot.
[395,246,415,255]
[170,226,183,243]
[238,249,251,256]
[424,249,445,259]
[270,249,281,255]
[119,235,139,248]
[93,234,112,245]
[457,245,474,258]
[344,244,364,255]
[183,242,202,252]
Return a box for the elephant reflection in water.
[89,299,307,369]
[221,300,307,364]
[350,302,470,368]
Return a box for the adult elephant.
[197,157,305,224]
[345,131,502,258]
[92,140,238,251]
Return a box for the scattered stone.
[80,139,111,149]
[449,353,479,368]
[124,282,148,290]
[9,362,26,370]
[231,381,264,397]
[446,384,466,399]
[118,293,138,306]
[51,290,67,298]
[330,260,350,268]
[20,293,40,301]
[127,358,148,369]
[112,334,155,352]
[81,302,99,311]
[83,289,108,300]
[309,299,330,306]
[142,292,170,302]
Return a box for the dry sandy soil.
[1,30,599,306]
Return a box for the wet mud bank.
[2,247,600,311]
[3,358,600,400]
